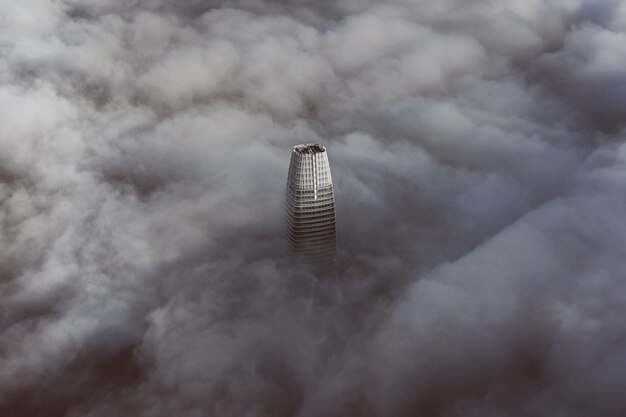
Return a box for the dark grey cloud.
[1,0,626,416]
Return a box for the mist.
[2,1,626,416]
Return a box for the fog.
[2,1,626,416]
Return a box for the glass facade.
[285,144,337,263]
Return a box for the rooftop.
[293,143,326,155]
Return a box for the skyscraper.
[285,144,336,265]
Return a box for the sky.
[1,0,626,416]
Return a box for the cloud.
[1,0,626,416]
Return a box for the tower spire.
[285,144,337,267]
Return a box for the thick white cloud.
[1,0,626,416]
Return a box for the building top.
[293,143,326,155]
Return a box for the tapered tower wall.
[285,144,336,263]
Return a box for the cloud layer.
[1,1,626,416]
